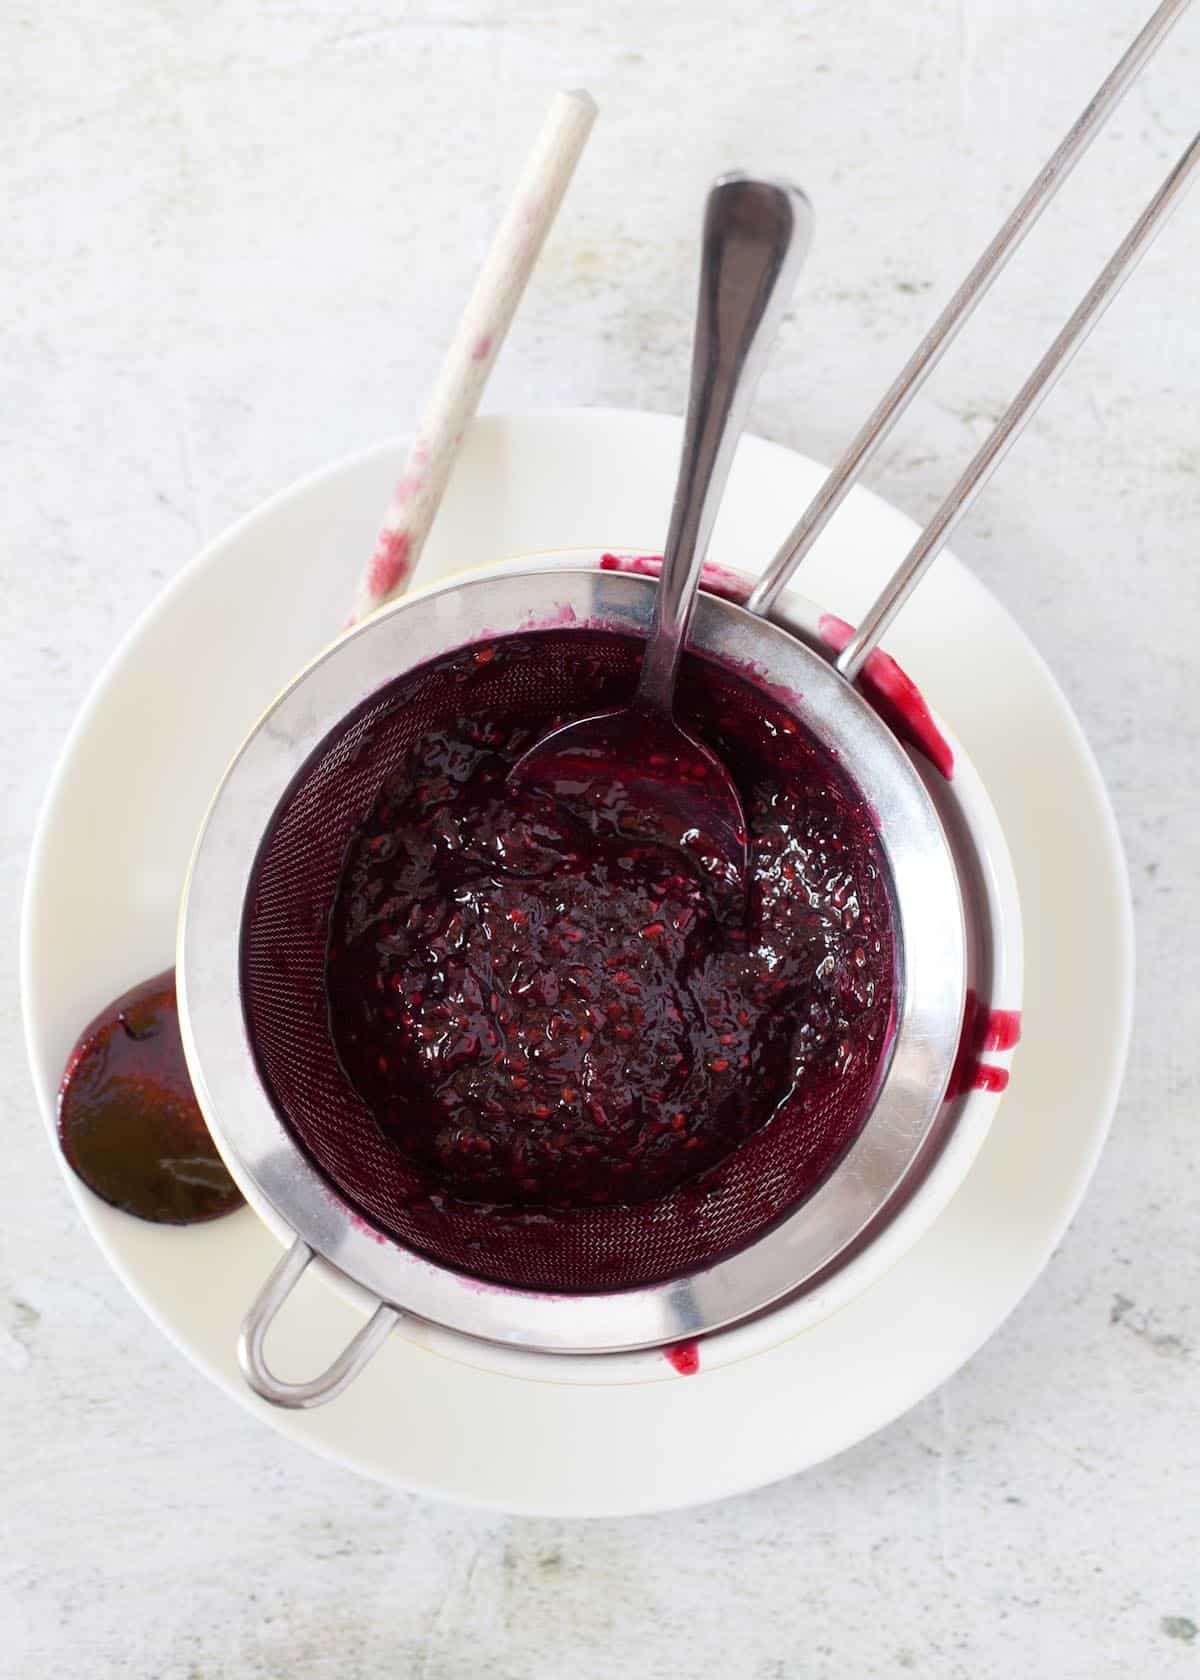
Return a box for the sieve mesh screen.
[241,630,895,1291]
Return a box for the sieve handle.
[238,1237,400,1410]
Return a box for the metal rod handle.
[837,128,1200,681]
[746,0,1192,619]
[238,1237,400,1410]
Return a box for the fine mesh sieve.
[179,565,966,1404]
[241,627,894,1295]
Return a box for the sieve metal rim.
[179,566,965,1357]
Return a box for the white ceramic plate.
[22,410,1132,1517]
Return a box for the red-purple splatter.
[665,1340,700,1375]
[368,528,412,598]
[981,1009,1021,1052]
[392,471,424,505]
[947,988,1022,1098]
[471,333,493,362]
[520,601,579,630]
[598,552,751,606]
[818,614,954,781]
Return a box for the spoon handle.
[349,89,598,624]
[637,175,812,712]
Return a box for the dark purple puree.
[325,636,896,1214]
[57,970,243,1224]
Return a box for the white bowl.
[199,545,1023,1389]
[22,411,1130,1509]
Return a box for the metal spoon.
[509,174,812,891]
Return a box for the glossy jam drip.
[598,551,752,606]
[325,653,895,1214]
[665,1339,701,1375]
[947,987,1023,1098]
[818,613,955,780]
[57,969,243,1224]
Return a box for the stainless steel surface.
[511,176,811,885]
[746,0,1192,621]
[179,565,966,1361]
[836,125,1200,682]
[238,1238,400,1410]
[639,175,811,706]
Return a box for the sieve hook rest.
[238,1237,400,1409]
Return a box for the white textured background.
[3,1,1199,1675]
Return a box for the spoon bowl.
[508,699,748,898]
[509,174,811,886]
